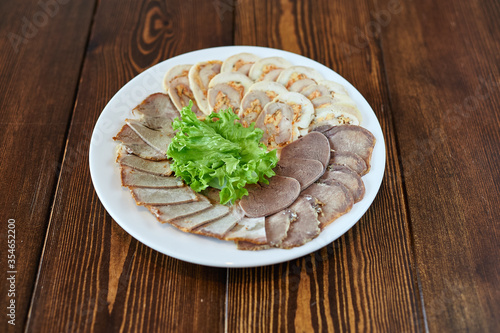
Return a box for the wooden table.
[1,0,499,331]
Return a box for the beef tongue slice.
[279,196,321,249]
[319,165,365,203]
[274,158,324,190]
[279,131,331,169]
[324,125,375,167]
[329,151,367,176]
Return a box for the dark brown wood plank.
[0,0,96,331]
[229,0,423,331]
[378,0,500,331]
[25,0,234,332]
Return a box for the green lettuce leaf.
[167,102,278,204]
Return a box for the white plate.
[89,46,385,268]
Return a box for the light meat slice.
[194,205,245,239]
[221,52,260,75]
[324,125,376,166]
[329,151,368,176]
[130,187,197,205]
[121,166,182,188]
[266,209,294,246]
[224,216,267,244]
[279,197,321,249]
[239,175,301,217]
[163,65,203,116]
[279,132,331,169]
[118,153,172,176]
[169,204,230,232]
[188,60,223,114]
[131,93,180,130]
[113,125,167,161]
[319,165,365,203]
[255,101,294,147]
[126,119,173,155]
[147,195,212,223]
[274,158,324,190]
[301,182,353,229]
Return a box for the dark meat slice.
[194,205,244,239]
[301,182,353,229]
[265,209,294,246]
[130,187,197,205]
[279,196,321,249]
[274,158,324,190]
[239,175,301,217]
[224,216,267,244]
[120,166,183,188]
[126,119,173,155]
[132,92,180,130]
[113,125,168,160]
[324,125,375,167]
[279,132,330,169]
[319,165,365,203]
[329,151,367,176]
[169,204,230,232]
[147,195,212,223]
[118,153,172,176]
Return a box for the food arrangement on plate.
[112,52,375,251]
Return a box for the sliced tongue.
[131,93,180,130]
[329,151,368,176]
[147,194,212,223]
[194,205,244,239]
[169,204,230,232]
[118,153,172,177]
[120,166,183,188]
[274,158,324,190]
[126,119,173,155]
[225,216,267,244]
[324,125,376,167]
[279,132,331,169]
[319,165,365,203]
[265,209,294,246]
[130,187,197,205]
[114,125,168,161]
[279,196,321,249]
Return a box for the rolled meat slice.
[207,72,253,113]
[239,175,301,217]
[117,152,172,176]
[248,57,292,82]
[274,158,324,190]
[279,196,321,249]
[163,65,203,116]
[130,187,198,205]
[113,125,168,161]
[323,125,376,167]
[221,52,260,75]
[238,81,288,127]
[301,182,354,229]
[188,60,222,114]
[279,132,331,169]
[132,93,180,130]
[309,104,361,132]
[224,216,267,244]
[120,166,183,188]
[255,101,294,148]
[319,165,365,203]
[273,92,315,135]
[277,66,324,89]
[168,204,230,232]
[329,151,368,176]
[147,194,212,223]
[288,78,317,92]
[301,80,348,101]
[310,94,356,109]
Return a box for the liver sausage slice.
[169,204,230,232]
[131,93,180,130]
[118,153,172,176]
[319,165,365,203]
[301,182,353,229]
[120,166,183,188]
[224,216,267,244]
[279,196,321,249]
[323,125,375,167]
[274,158,324,190]
[130,187,197,205]
[114,125,168,160]
[329,151,367,176]
[279,132,330,169]
[147,195,212,223]
[239,175,301,217]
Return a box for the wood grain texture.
[230,0,424,331]
[0,0,96,331]
[377,0,500,331]
[25,0,233,331]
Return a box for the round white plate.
[89,46,385,268]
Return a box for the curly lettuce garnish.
[167,102,278,204]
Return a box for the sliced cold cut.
[319,165,365,203]
[148,195,212,223]
[194,205,244,239]
[163,65,203,116]
[255,101,294,148]
[279,132,330,169]
[120,166,183,188]
[265,209,294,246]
[224,216,267,244]
[279,196,321,249]
[329,151,367,176]
[113,125,168,160]
[126,119,173,155]
[130,187,197,205]
[274,158,324,190]
[239,175,301,217]
[118,153,172,176]
[169,204,230,232]
[324,125,376,167]
[131,93,180,130]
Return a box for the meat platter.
[89,46,385,267]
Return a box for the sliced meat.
[169,204,230,232]
[113,125,168,160]
[130,187,197,205]
[188,60,223,114]
[329,151,368,176]
[194,205,244,239]
[324,125,376,167]
[301,182,353,229]
[131,93,180,130]
[239,175,301,217]
[265,209,294,246]
[279,196,321,249]
[118,153,172,176]
[163,65,203,116]
[238,90,271,127]
[120,166,183,188]
[126,119,173,155]
[224,216,267,244]
[255,101,294,148]
[279,132,331,169]
[274,158,324,190]
[236,241,270,251]
[319,165,365,203]
[147,195,212,223]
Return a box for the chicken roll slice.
[276,66,324,89]
[248,57,292,82]
[163,64,203,116]
[221,52,260,75]
[188,60,222,114]
[207,72,253,113]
